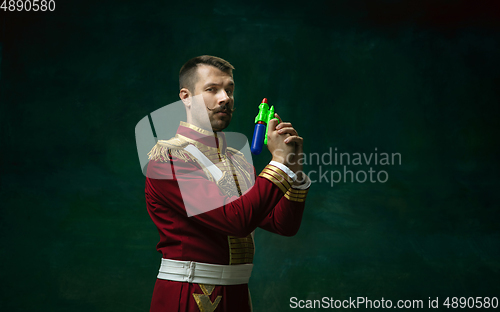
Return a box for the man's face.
[192,65,234,132]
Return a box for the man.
[145,55,310,311]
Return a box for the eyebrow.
[203,81,235,88]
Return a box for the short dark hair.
[179,55,235,92]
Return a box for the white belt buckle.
[186,261,196,283]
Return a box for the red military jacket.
[145,121,309,312]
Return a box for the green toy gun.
[250,98,275,155]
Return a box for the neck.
[185,116,214,132]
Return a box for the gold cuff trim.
[259,165,293,193]
[265,165,294,184]
[288,188,308,194]
[284,188,309,202]
[259,172,289,193]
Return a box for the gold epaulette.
[147,136,194,162]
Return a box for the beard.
[208,103,233,131]
[210,112,232,132]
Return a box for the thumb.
[267,117,280,134]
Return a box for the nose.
[217,90,230,106]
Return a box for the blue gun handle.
[251,123,266,155]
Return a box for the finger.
[268,118,280,133]
[276,122,292,130]
[284,136,303,144]
[274,113,283,124]
[277,127,298,136]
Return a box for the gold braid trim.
[258,165,293,193]
[226,148,253,175]
[228,235,254,265]
[284,188,309,202]
[147,136,194,162]
[222,148,253,194]
[193,284,222,312]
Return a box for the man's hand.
[266,114,304,176]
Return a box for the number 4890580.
[1,0,56,11]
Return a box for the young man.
[145,55,310,311]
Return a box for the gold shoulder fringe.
[147,137,194,162]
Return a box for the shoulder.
[147,136,206,179]
[147,136,196,163]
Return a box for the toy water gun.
[250,98,276,155]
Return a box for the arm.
[146,157,294,238]
[258,173,311,236]
[257,114,310,236]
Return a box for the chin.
[212,120,230,132]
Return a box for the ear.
[179,88,192,108]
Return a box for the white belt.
[157,258,253,285]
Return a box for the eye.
[226,89,233,95]
[206,87,215,92]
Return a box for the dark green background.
[1,1,499,311]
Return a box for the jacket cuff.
[259,164,293,193]
[269,161,296,181]
[284,188,309,202]
[292,173,311,190]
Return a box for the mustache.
[207,104,235,113]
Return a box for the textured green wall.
[1,1,499,311]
